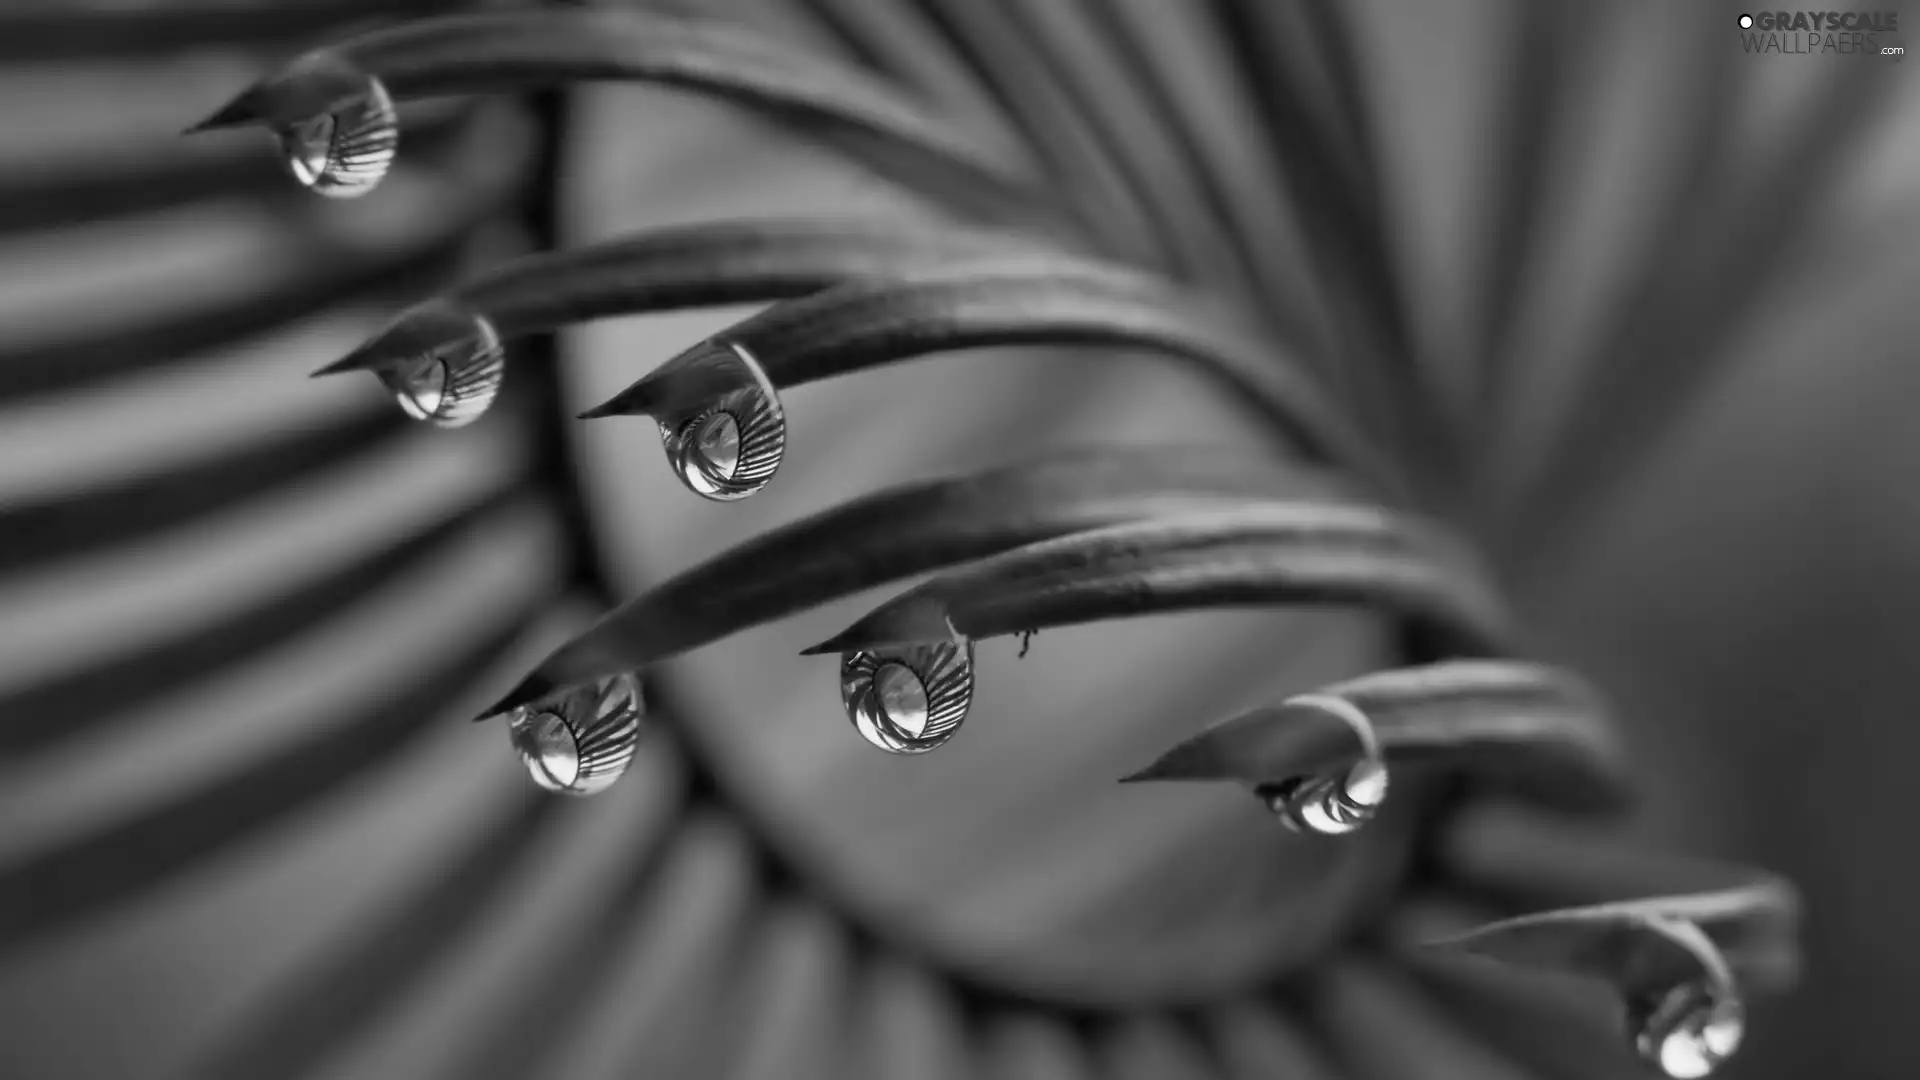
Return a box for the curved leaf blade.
[1429,880,1799,998]
[476,447,1336,719]
[314,216,1052,374]
[801,504,1510,657]
[188,8,1037,207]
[1438,804,1804,994]
[3,106,527,405]
[580,259,1398,491]
[1124,660,1629,814]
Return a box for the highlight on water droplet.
[655,342,786,501]
[1258,755,1389,835]
[506,672,647,796]
[839,636,974,753]
[363,301,507,428]
[270,58,398,198]
[1241,690,1388,835]
[1629,981,1745,1079]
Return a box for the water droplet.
[506,673,647,796]
[693,412,741,479]
[368,302,507,428]
[874,663,929,735]
[272,65,398,198]
[388,354,448,420]
[840,638,974,753]
[1259,756,1389,835]
[656,343,785,501]
[1629,982,1745,1079]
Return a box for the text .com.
[1738,10,1904,56]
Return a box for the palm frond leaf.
[4,0,1887,1076]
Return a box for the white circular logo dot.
[1739,14,1754,28]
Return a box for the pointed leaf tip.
[1116,749,1210,784]
[182,98,258,135]
[575,404,616,420]
[797,634,847,657]
[796,608,944,656]
[471,674,549,723]
[1117,720,1265,785]
[310,349,384,378]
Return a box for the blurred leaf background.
[0,1,1917,1078]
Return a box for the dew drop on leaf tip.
[1631,981,1745,1079]
[274,68,398,198]
[1259,756,1388,836]
[369,304,506,429]
[657,343,785,502]
[840,639,975,754]
[507,673,648,796]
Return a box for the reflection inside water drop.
[840,639,974,754]
[506,673,648,796]
[689,411,742,482]
[1261,756,1388,835]
[389,356,449,421]
[873,663,930,736]
[512,710,581,791]
[656,343,785,501]
[366,303,506,428]
[1631,983,1745,1079]
[282,112,337,187]
[273,68,398,198]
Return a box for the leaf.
[904,0,1158,261]
[1437,803,1803,994]
[180,792,565,1080]
[313,215,1055,374]
[1389,898,1641,1080]
[185,8,1038,212]
[1312,960,1539,1080]
[578,258,1399,492]
[1428,881,1797,1002]
[800,503,1510,657]
[1207,0,1452,487]
[1100,1015,1215,1080]
[0,407,405,575]
[1103,0,1329,346]
[0,591,548,954]
[424,751,691,1080]
[1291,0,1382,182]
[475,447,1334,718]
[0,489,526,758]
[983,1012,1100,1078]
[0,108,525,405]
[1203,999,1341,1079]
[851,954,972,1080]
[796,0,1018,144]
[1122,660,1630,814]
[1472,0,1579,422]
[1514,36,1896,561]
[0,101,473,237]
[0,0,465,62]
[1001,0,1246,289]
